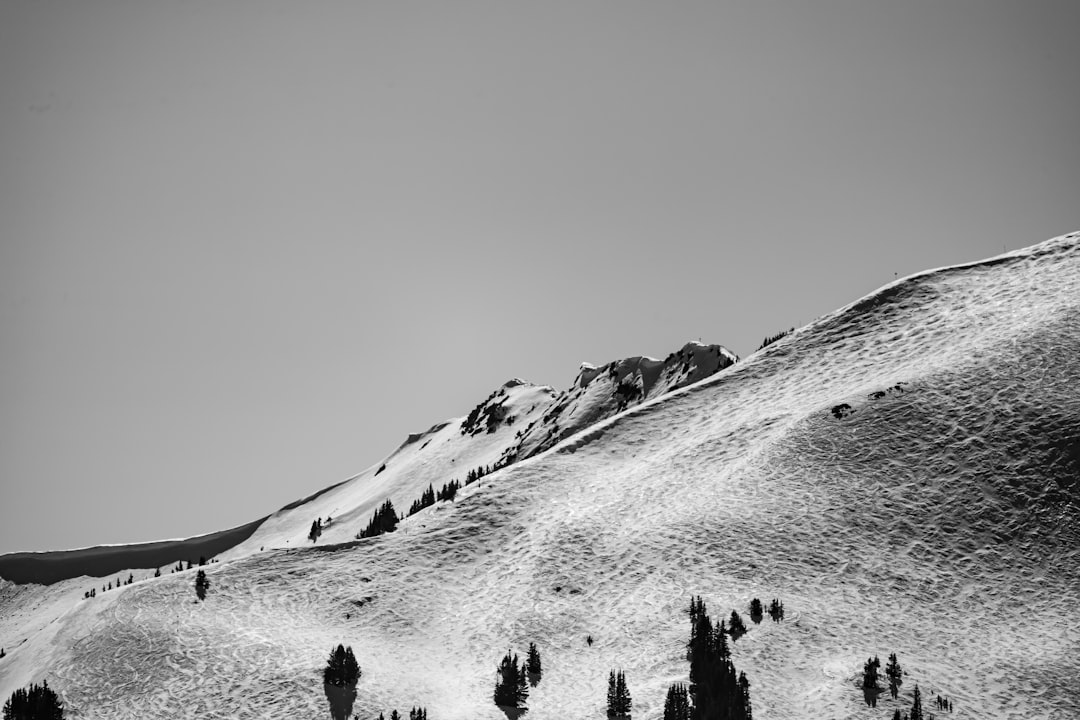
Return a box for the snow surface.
[1,232,1079,719]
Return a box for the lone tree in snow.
[909,684,924,720]
[194,570,210,602]
[526,642,542,677]
[493,650,528,709]
[3,680,64,719]
[728,610,747,638]
[862,655,880,689]
[323,644,361,720]
[323,644,361,686]
[885,652,903,699]
[309,518,323,543]
[748,598,763,624]
[606,669,632,718]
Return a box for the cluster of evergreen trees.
[889,683,925,720]
[436,480,460,502]
[606,670,632,717]
[323,644,361,720]
[375,708,427,720]
[681,595,752,720]
[409,485,437,516]
[86,572,141,598]
[932,693,953,713]
[493,649,530,709]
[663,683,691,720]
[358,500,400,539]
[309,518,325,543]
[767,599,784,622]
[757,328,794,351]
[2,680,64,719]
[466,461,504,486]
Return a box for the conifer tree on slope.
[885,652,902,687]
[323,644,361,687]
[194,570,210,602]
[526,642,542,676]
[909,684,923,720]
[687,603,751,720]
[607,669,632,717]
[664,683,691,720]
[493,650,528,708]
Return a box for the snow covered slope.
[1,231,1079,720]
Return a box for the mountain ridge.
[1,231,1078,719]
[0,340,738,584]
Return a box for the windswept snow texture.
[2,232,1080,720]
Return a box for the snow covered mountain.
[2,231,1079,720]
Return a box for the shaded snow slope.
[0,519,266,586]
[2,232,1079,720]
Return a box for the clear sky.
[1,1,1077,555]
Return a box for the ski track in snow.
[2,232,1080,719]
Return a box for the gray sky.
[1,1,1077,555]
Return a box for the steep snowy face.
[2,232,1078,720]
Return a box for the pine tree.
[323,644,361,686]
[862,656,880,689]
[194,570,210,601]
[664,683,691,720]
[910,684,923,720]
[688,605,751,720]
[607,669,632,717]
[309,519,321,542]
[390,711,400,720]
[154,567,161,578]
[607,670,618,716]
[493,650,528,708]
[728,610,747,638]
[526,642,542,676]
[885,652,902,685]
[738,672,752,720]
[748,598,763,622]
